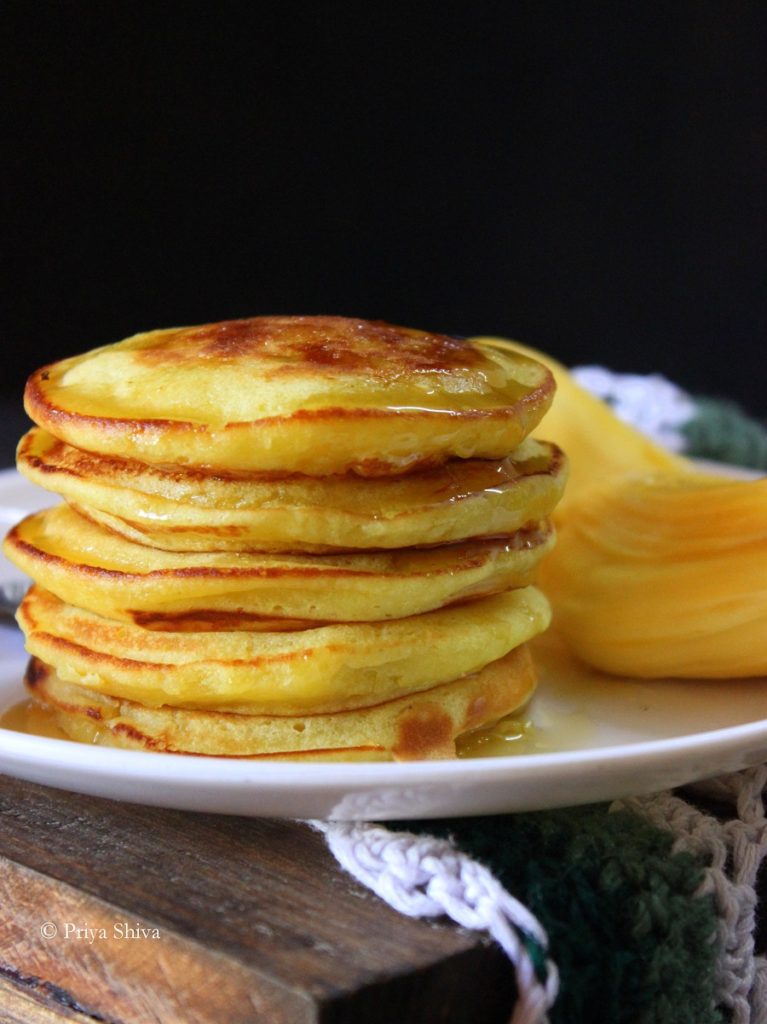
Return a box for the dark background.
[2,3,765,462]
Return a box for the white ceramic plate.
[1,467,766,821]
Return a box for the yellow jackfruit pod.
[472,336,689,509]
[538,472,767,678]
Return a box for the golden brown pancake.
[24,316,555,475]
[16,584,551,714]
[17,428,566,552]
[25,644,537,760]
[4,504,555,629]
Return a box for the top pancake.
[25,315,555,475]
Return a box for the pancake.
[25,644,537,760]
[17,428,566,552]
[24,315,554,475]
[4,504,555,629]
[16,584,551,714]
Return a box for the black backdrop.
[3,3,766,428]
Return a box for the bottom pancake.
[25,645,537,761]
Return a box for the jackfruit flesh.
[538,472,767,677]
[473,335,767,679]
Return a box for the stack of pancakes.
[4,316,566,760]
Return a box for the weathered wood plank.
[0,973,99,1024]
[0,775,514,1022]
[0,856,305,1023]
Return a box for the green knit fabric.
[395,806,722,1024]
[683,396,767,470]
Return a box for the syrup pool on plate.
[457,631,599,758]
[0,698,68,739]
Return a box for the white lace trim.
[612,766,767,1024]
[312,820,558,1024]
[316,769,767,1021]
[572,365,696,451]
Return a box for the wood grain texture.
[0,774,515,1023]
[0,973,99,1024]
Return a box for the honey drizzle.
[0,699,68,739]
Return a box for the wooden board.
[0,774,515,1022]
